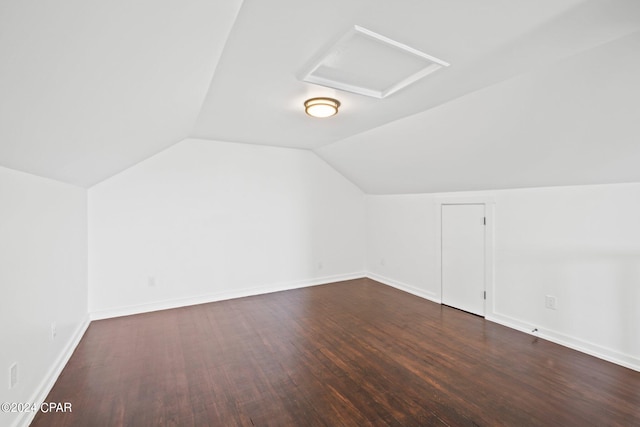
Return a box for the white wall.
[366,183,640,371]
[0,166,88,427]
[366,194,438,301]
[88,138,365,317]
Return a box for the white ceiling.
[318,30,640,194]
[0,0,243,186]
[1,0,639,191]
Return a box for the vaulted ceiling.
[1,0,639,191]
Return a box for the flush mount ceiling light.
[304,97,340,118]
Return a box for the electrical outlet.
[10,363,18,389]
[545,295,557,310]
[51,322,57,340]
[148,276,156,287]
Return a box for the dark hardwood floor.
[32,278,640,426]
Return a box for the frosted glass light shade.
[304,97,340,118]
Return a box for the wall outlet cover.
[545,295,557,310]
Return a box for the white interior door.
[441,204,486,316]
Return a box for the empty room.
[2,0,640,426]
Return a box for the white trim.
[367,273,640,373]
[300,25,449,99]
[12,272,637,427]
[90,273,366,320]
[303,75,383,99]
[354,25,450,67]
[488,312,640,372]
[366,272,440,304]
[14,316,90,427]
[383,63,443,98]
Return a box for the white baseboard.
[488,312,640,372]
[90,272,366,320]
[20,271,637,427]
[366,272,440,304]
[15,316,90,427]
[367,272,639,373]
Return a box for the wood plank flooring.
[31,278,640,426]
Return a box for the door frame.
[435,195,495,316]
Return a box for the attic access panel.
[302,25,449,99]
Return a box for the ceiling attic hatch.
[301,25,450,99]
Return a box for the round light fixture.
[304,97,340,118]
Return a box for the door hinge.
[483,217,486,225]
[483,291,486,300]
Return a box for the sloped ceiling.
[1,0,639,192]
[317,31,640,194]
[0,0,243,187]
